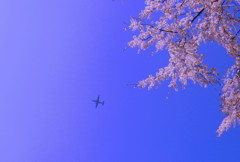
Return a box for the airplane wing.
[97,96,100,102]
[92,100,98,108]
[95,101,99,108]
[92,96,101,108]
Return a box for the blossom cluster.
[128,0,240,136]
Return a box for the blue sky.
[0,0,239,162]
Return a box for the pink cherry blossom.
[127,0,240,136]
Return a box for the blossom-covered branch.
[127,0,240,136]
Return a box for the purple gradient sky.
[0,0,239,162]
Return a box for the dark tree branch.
[221,0,226,6]
[235,29,240,36]
[180,0,186,7]
[160,29,178,33]
[141,23,178,33]
[191,8,205,23]
[231,29,240,40]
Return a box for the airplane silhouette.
[92,95,104,108]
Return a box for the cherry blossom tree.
[127,0,239,136]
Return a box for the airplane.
[92,95,104,108]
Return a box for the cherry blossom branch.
[180,0,186,7]
[235,29,240,36]
[191,8,205,23]
[141,23,178,33]
[127,0,240,136]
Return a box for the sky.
[0,0,239,162]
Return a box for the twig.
[191,8,205,23]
